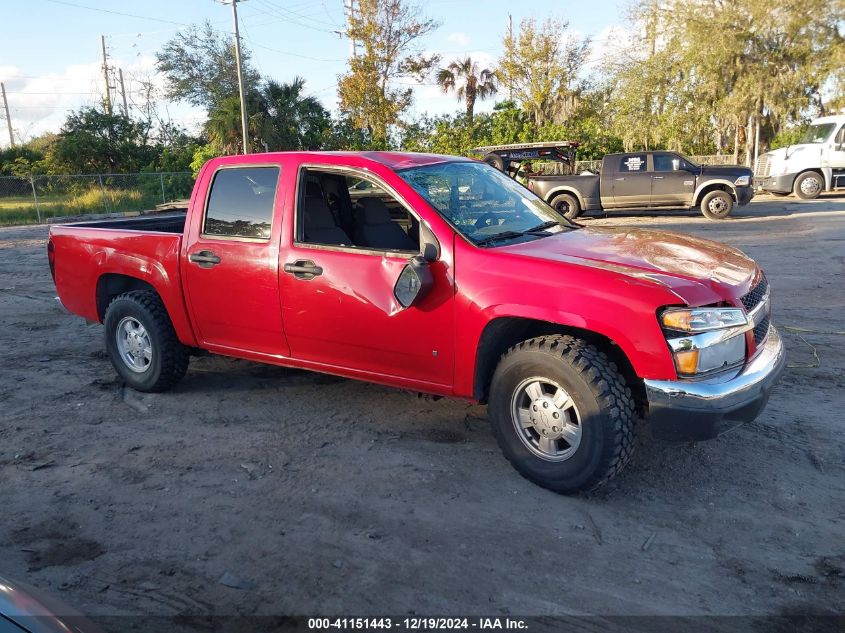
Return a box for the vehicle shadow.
[578,193,845,224]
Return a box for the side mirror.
[394,256,434,308]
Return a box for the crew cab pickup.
[476,144,754,220]
[49,152,784,493]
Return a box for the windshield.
[396,161,573,246]
[799,123,836,144]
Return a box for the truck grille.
[754,155,771,178]
[753,314,770,345]
[740,275,768,312]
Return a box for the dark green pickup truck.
[475,144,754,220]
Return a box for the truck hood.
[699,164,753,179]
[500,226,758,305]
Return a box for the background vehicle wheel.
[483,153,505,172]
[549,192,582,220]
[700,190,733,219]
[793,171,823,200]
[104,290,189,392]
[488,335,636,494]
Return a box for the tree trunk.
[733,120,740,165]
[466,90,476,126]
[745,113,754,167]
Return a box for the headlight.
[734,175,750,186]
[661,307,749,376]
[671,332,746,375]
[661,307,747,332]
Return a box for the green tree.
[337,0,439,146]
[498,18,591,127]
[436,57,497,125]
[50,108,157,174]
[156,21,261,110]
[605,0,845,158]
[261,78,331,150]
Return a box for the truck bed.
[71,210,187,233]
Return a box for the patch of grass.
[0,189,158,226]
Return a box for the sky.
[0,0,632,149]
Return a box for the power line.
[45,0,189,26]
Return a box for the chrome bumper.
[644,326,786,440]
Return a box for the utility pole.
[100,35,112,115]
[118,68,129,116]
[507,14,513,101]
[221,0,250,154]
[1,82,14,147]
[343,0,358,59]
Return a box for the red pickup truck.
[49,152,785,493]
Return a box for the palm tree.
[436,57,497,125]
[261,78,331,150]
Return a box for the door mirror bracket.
[394,256,434,308]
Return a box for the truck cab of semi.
[754,114,845,199]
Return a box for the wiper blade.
[524,220,561,233]
[474,230,526,246]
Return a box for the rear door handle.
[615,177,625,181]
[284,259,323,280]
[653,176,665,179]
[189,250,221,268]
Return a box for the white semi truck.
[754,114,845,199]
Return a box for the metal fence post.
[160,173,166,204]
[98,174,108,213]
[29,176,41,223]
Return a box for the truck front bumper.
[643,326,786,441]
[754,174,795,194]
[736,185,754,205]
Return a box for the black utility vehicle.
[474,144,754,220]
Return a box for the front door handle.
[615,177,625,181]
[189,250,221,268]
[653,176,665,179]
[284,259,323,280]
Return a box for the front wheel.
[488,335,636,494]
[104,290,189,392]
[549,192,582,220]
[700,190,734,219]
[793,171,823,200]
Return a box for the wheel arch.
[472,316,646,416]
[795,168,826,188]
[693,180,737,206]
[545,186,586,210]
[95,272,198,347]
[96,273,157,321]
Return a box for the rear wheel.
[700,190,733,219]
[104,290,189,392]
[483,153,505,172]
[488,335,636,494]
[793,171,823,200]
[549,192,582,220]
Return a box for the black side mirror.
[394,256,434,308]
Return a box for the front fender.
[694,179,738,204]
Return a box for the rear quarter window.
[619,154,647,172]
[204,167,280,239]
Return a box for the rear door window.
[203,167,280,239]
[619,154,648,173]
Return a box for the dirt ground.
[1,194,843,629]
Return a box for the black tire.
[771,191,790,197]
[483,153,505,172]
[793,171,823,200]
[104,290,189,392]
[488,335,636,494]
[700,189,733,219]
[549,192,582,220]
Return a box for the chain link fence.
[0,172,194,226]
